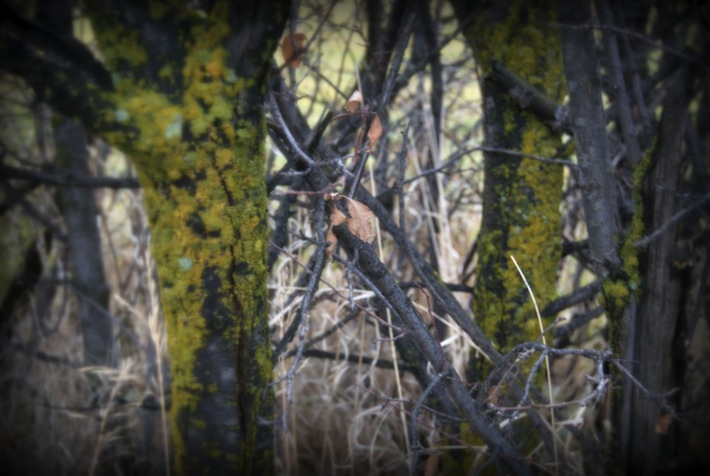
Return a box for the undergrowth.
[0,2,609,475]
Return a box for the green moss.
[601,279,630,305]
[604,139,656,345]
[469,1,565,353]
[90,23,148,70]
[209,99,233,122]
[86,4,277,472]
[470,2,565,99]
[625,138,656,285]
[192,418,207,430]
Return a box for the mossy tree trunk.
[451,0,565,353]
[437,2,566,471]
[88,3,288,473]
[624,68,691,476]
[1,1,288,473]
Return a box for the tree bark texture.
[557,1,621,277]
[626,68,690,476]
[452,0,566,352]
[70,1,286,473]
[557,3,630,472]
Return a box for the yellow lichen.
[85,2,283,471]
[466,1,565,354]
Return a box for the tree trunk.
[626,68,690,476]
[445,1,567,471]
[81,2,288,473]
[452,0,566,353]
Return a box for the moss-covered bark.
[441,3,566,471]
[452,1,565,352]
[81,2,288,474]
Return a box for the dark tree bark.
[24,0,115,369]
[559,1,709,473]
[451,0,566,354]
[627,67,691,476]
[56,118,114,367]
[557,1,621,277]
[1,1,289,473]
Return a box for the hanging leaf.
[325,194,347,257]
[654,413,672,435]
[324,193,376,258]
[281,33,307,68]
[423,453,440,476]
[346,90,364,113]
[367,114,382,146]
[330,204,348,227]
[341,196,375,243]
[325,227,337,258]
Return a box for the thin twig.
[347,6,415,198]
[0,163,140,188]
[279,196,327,432]
[268,91,318,167]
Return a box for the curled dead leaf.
[368,114,382,146]
[346,90,364,113]
[423,453,440,476]
[281,33,307,68]
[325,194,347,257]
[654,413,672,435]
[325,227,337,257]
[341,196,375,243]
[330,205,348,227]
[324,193,376,258]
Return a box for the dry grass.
[0,3,608,475]
[0,110,603,476]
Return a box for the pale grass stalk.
[423,89,458,285]
[145,244,170,476]
[288,390,297,476]
[87,364,129,476]
[410,301,486,372]
[510,255,559,472]
[273,223,300,475]
[409,145,442,273]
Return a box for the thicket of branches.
[1,1,709,475]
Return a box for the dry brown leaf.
[330,205,348,227]
[486,384,501,406]
[325,200,348,257]
[325,205,348,258]
[368,114,382,146]
[342,196,375,243]
[346,90,364,113]
[324,194,376,257]
[654,413,672,435]
[423,453,440,476]
[281,33,307,68]
[325,226,337,257]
